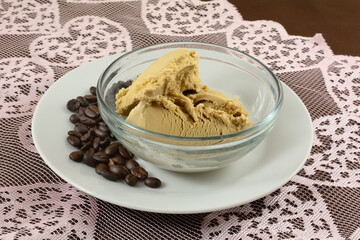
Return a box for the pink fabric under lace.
[1,0,359,239]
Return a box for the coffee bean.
[83,148,97,167]
[90,86,97,95]
[84,95,97,103]
[98,124,110,134]
[89,125,97,132]
[94,128,108,139]
[125,174,138,186]
[145,177,161,188]
[123,80,133,88]
[92,137,100,151]
[78,106,85,116]
[119,145,131,159]
[119,166,130,178]
[111,155,125,165]
[110,132,117,141]
[67,136,81,148]
[95,163,108,174]
[100,170,118,181]
[76,96,88,107]
[131,167,148,180]
[66,83,165,188]
[93,151,108,163]
[80,141,92,152]
[99,137,111,148]
[125,160,139,170]
[109,165,129,178]
[66,99,80,112]
[88,104,99,114]
[104,142,119,156]
[89,102,98,107]
[95,116,102,123]
[69,151,83,162]
[98,122,106,126]
[85,107,99,118]
[79,115,96,126]
[80,131,92,142]
[112,80,133,95]
[68,130,82,138]
[69,114,80,124]
[74,123,88,134]
[108,158,115,166]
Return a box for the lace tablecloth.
[1,1,359,239]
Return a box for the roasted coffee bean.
[66,84,166,187]
[95,163,108,174]
[98,121,106,126]
[80,131,92,142]
[110,82,122,95]
[84,95,97,103]
[145,177,161,188]
[88,104,99,114]
[125,174,138,186]
[80,141,92,152]
[69,151,84,162]
[85,107,99,118]
[94,116,102,124]
[119,145,131,159]
[111,155,125,165]
[100,170,118,181]
[108,158,115,167]
[131,167,148,180]
[110,132,116,141]
[74,123,88,134]
[93,151,108,163]
[66,99,80,112]
[94,128,108,139]
[92,137,100,151]
[89,125,97,132]
[123,80,133,88]
[76,96,88,107]
[79,115,96,126]
[69,114,80,124]
[68,130,82,138]
[119,166,130,178]
[104,142,119,156]
[89,102,98,107]
[125,159,139,170]
[90,86,97,95]
[112,80,133,95]
[109,165,121,175]
[109,165,129,178]
[98,124,110,134]
[83,148,97,167]
[78,106,85,116]
[67,136,82,148]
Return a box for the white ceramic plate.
[32,54,313,214]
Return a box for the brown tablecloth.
[230,0,360,56]
[0,1,359,239]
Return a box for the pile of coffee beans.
[66,85,161,188]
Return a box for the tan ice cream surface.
[115,48,253,137]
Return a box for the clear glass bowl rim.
[97,41,284,142]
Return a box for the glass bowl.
[97,42,283,172]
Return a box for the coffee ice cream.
[115,48,253,137]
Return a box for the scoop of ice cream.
[115,49,202,116]
[115,48,253,137]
